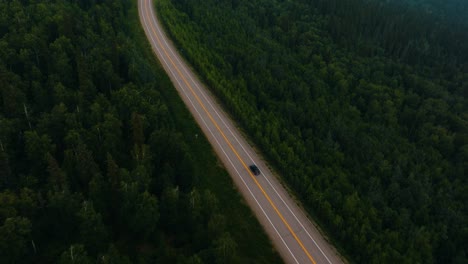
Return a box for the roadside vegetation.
[156,0,468,263]
[0,1,282,263]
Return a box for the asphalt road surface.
[139,1,346,263]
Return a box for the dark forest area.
[156,0,467,263]
[0,1,281,263]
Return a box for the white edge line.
[150,3,333,264]
[140,2,299,263]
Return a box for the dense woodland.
[0,1,282,263]
[157,0,467,263]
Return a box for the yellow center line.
[143,1,317,263]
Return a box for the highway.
[138,1,345,263]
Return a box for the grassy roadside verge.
[127,2,283,263]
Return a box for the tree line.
[0,0,281,263]
[156,0,467,262]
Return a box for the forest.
[156,0,467,263]
[0,0,282,263]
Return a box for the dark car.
[249,164,261,176]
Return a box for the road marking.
[140,4,299,263]
[155,12,333,263]
[142,1,317,263]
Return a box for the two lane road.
[138,1,345,263]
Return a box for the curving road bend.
[138,1,345,263]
